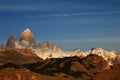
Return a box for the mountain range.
[0,28,120,80]
[4,28,119,65]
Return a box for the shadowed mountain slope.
[0,49,43,65]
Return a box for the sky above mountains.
[0,0,120,52]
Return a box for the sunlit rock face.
[35,41,65,60]
[19,28,37,49]
[6,28,37,49]
[20,28,35,44]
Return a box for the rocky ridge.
[0,54,111,80]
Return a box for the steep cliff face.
[20,28,35,42]
[19,28,37,48]
[6,35,15,49]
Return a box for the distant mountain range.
[4,28,119,65]
[0,28,120,80]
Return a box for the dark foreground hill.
[93,64,120,80]
[0,52,119,80]
[0,49,43,65]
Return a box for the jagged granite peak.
[35,41,64,59]
[18,28,37,49]
[39,41,64,53]
[5,28,65,59]
[6,28,37,49]
[52,44,64,53]
[19,28,35,43]
[39,41,53,50]
[6,34,15,49]
[0,43,5,50]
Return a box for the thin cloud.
[28,11,120,18]
[52,11,120,17]
[49,37,120,51]
[49,37,120,44]
[0,5,48,11]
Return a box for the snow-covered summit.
[87,47,117,65]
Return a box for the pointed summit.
[24,28,31,32]
[18,28,37,49]
[20,28,35,43]
[25,28,31,32]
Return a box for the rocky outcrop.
[82,54,110,74]
[6,35,15,49]
[0,68,41,80]
[0,44,5,50]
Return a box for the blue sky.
[0,0,120,52]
